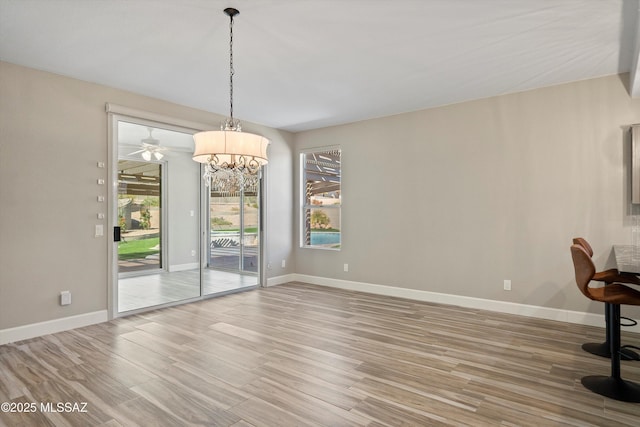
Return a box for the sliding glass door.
[204,184,261,295]
[114,119,201,313]
[209,189,259,272]
[109,114,263,316]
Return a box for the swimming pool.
[310,232,340,245]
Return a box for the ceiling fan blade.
[127,149,145,155]
[141,138,160,146]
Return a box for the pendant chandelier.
[192,7,269,193]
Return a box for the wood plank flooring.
[1,282,640,426]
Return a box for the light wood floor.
[2,282,640,426]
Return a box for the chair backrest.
[572,237,594,257]
[570,244,596,300]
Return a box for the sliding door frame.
[106,103,268,319]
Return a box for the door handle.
[114,226,121,242]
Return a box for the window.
[301,148,341,249]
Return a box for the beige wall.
[294,74,640,317]
[0,61,294,330]
[3,59,640,332]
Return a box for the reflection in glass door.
[114,120,201,313]
[117,161,162,273]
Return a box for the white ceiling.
[1,0,639,132]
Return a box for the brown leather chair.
[572,237,640,360]
[573,237,594,257]
[570,244,640,402]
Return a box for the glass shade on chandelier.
[193,126,269,192]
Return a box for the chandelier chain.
[229,13,235,124]
[193,7,268,193]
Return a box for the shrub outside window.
[301,148,341,249]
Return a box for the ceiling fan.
[127,127,167,161]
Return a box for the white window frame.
[300,146,341,250]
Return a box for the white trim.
[266,274,297,287]
[107,110,116,319]
[2,277,635,345]
[0,311,108,345]
[260,167,268,288]
[299,146,342,251]
[105,103,212,132]
[168,263,200,272]
[291,274,640,334]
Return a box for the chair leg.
[582,302,612,357]
[581,304,640,402]
[582,303,639,360]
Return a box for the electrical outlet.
[503,279,511,291]
[281,259,286,268]
[60,291,71,306]
[344,263,349,272]
[267,263,272,270]
[191,249,196,256]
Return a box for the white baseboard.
[291,274,640,334]
[2,276,635,346]
[0,310,109,345]
[168,263,199,272]
[266,273,297,287]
